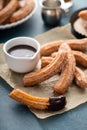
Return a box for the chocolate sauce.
[48,95,66,111]
[7,45,36,57]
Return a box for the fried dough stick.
[41,56,53,68]
[74,67,87,88]
[41,38,87,56]
[0,0,19,24]
[10,0,35,22]
[73,51,87,67]
[9,89,66,111]
[53,43,76,94]
[0,0,4,10]
[78,10,87,20]
[23,43,67,87]
[41,56,87,89]
[51,50,87,68]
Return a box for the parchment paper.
[0,24,87,119]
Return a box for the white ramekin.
[3,37,40,73]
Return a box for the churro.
[9,89,66,111]
[74,67,87,88]
[73,50,87,67]
[41,55,87,89]
[53,43,76,94]
[23,43,67,87]
[51,50,87,68]
[0,0,19,24]
[10,0,35,23]
[41,56,53,68]
[0,0,4,10]
[41,38,87,56]
[78,10,87,20]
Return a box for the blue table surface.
[0,0,87,130]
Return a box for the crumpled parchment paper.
[0,24,87,119]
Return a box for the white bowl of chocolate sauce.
[3,37,40,73]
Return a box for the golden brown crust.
[41,56,53,68]
[74,67,87,88]
[51,50,87,68]
[0,0,4,10]
[0,0,19,24]
[51,52,58,58]
[9,89,66,111]
[10,0,35,22]
[23,43,67,87]
[41,56,64,73]
[53,43,76,94]
[41,40,63,56]
[40,38,87,56]
[41,55,87,89]
[78,10,87,20]
[73,50,87,67]
[9,89,49,110]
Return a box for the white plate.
[0,0,37,29]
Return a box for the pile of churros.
[9,38,87,111]
[0,0,35,25]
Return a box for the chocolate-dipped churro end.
[48,95,66,111]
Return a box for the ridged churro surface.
[23,44,67,86]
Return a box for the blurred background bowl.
[70,8,87,39]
